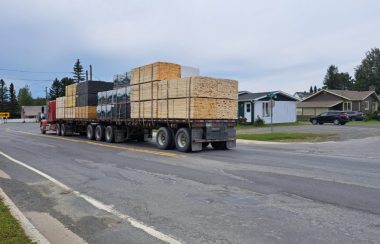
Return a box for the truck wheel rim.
[177,132,187,148]
[158,132,166,145]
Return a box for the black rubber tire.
[175,128,191,152]
[95,125,105,141]
[105,126,115,143]
[61,124,67,136]
[56,124,61,136]
[40,127,46,134]
[311,119,318,125]
[211,141,228,150]
[156,127,173,150]
[333,119,340,125]
[87,124,95,140]
[318,122,324,125]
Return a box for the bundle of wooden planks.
[131,62,181,84]
[56,83,97,119]
[130,73,238,119]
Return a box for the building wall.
[255,101,297,123]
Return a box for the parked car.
[310,111,349,125]
[346,111,364,121]
[378,113,380,121]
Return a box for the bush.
[254,116,265,126]
[364,112,379,121]
[238,117,247,124]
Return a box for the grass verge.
[237,132,336,142]
[0,197,33,244]
[349,120,380,125]
[237,121,309,130]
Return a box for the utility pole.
[89,65,93,81]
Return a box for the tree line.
[309,47,380,93]
[0,59,84,118]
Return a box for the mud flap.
[191,128,203,152]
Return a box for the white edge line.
[0,151,181,244]
[0,187,50,244]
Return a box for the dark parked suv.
[346,111,364,121]
[310,111,349,125]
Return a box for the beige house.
[297,89,379,118]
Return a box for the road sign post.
[266,93,277,133]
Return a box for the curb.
[0,187,50,244]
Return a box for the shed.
[238,91,299,124]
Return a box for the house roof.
[297,100,342,108]
[238,91,298,101]
[304,89,379,101]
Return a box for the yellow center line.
[8,129,177,157]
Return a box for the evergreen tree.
[323,65,353,90]
[8,83,20,118]
[72,59,84,83]
[354,47,380,93]
[49,78,62,99]
[314,86,317,93]
[309,86,313,93]
[17,85,33,106]
[0,79,9,112]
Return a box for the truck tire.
[56,124,61,136]
[211,141,228,150]
[87,124,95,140]
[61,124,67,136]
[95,125,105,141]
[156,127,173,150]
[175,128,191,152]
[105,126,115,143]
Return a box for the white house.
[238,91,299,124]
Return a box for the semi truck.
[40,63,237,152]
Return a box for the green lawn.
[0,198,33,244]
[349,120,380,125]
[237,132,336,142]
[237,121,309,130]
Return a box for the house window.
[364,101,370,110]
[246,103,251,113]
[373,102,378,111]
[262,102,271,117]
[343,102,352,111]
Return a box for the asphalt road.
[1,123,380,243]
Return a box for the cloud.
[0,0,380,97]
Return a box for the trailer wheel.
[61,124,67,136]
[87,124,95,140]
[40,127,46,134]
[56,124,61,136]
[156,127,173,150]
[175,128,191,152]
[105,126,115,143]
[95,125,105,141]
[211,141,228,150]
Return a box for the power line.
[0,68,71,74]
[0,77,53,82]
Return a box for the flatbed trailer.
[41,116,236,152]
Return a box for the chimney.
[369,85,376,91]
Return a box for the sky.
[0,0,379,98]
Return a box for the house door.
[244,102,252,123]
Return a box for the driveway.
[238,124,380,141]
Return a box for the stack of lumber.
[130,75,238,120]
[97,87,131,120]
[131,62,181,84]
[56,97,65,119]
[75,81,113,119]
